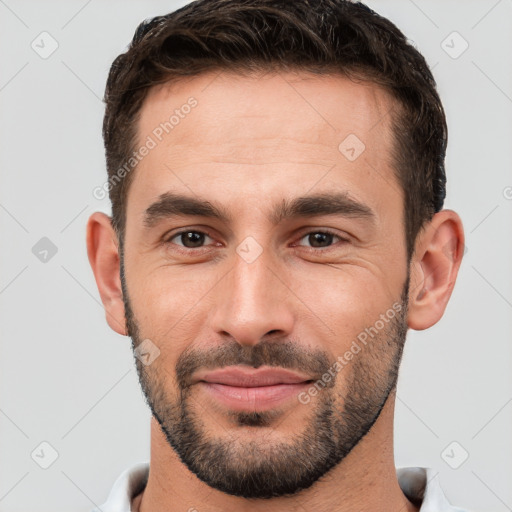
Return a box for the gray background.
[0,1,511,511]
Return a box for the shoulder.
[91,462,150,512]
[397,467,472,512]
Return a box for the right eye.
[166,230,215,249]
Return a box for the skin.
[87,70,464,512]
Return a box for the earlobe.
[86,212,128,336]
[406,209,465,331]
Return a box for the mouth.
[193,366,314,412]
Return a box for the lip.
[194,366,313,387]
[193,366,313,412]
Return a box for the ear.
[407,209,465,330]
[86,212,127,336]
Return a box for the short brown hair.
[103,0,447,261]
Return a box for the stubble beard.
[120,254,409,499]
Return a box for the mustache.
[174,338,332,390]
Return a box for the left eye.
[297,231,343,248]
[168,231,214,248]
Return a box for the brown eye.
[297,231,342,248]
[169,231,212,248]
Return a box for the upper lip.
[194,366,313,387]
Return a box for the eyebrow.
[143,191,376,229]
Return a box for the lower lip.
[199,382,311,411]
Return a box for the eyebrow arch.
[271,192,376,225]
[142,191,376,229]
[143,193,232,228]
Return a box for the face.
[121,70,410,498]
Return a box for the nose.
[210,249,295,347]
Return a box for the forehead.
[139,69,395,152]
[129,70,401,223]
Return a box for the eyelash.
[163,228,349,253]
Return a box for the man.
[86,0,467,510]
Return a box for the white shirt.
[92,462,469,512]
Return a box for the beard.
[120,255,410,499]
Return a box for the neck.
[134,389,419,512]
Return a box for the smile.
[194,366,314,411]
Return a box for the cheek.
[291,265,394,339]
[127,265,219,341]
[128,259,182,306]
